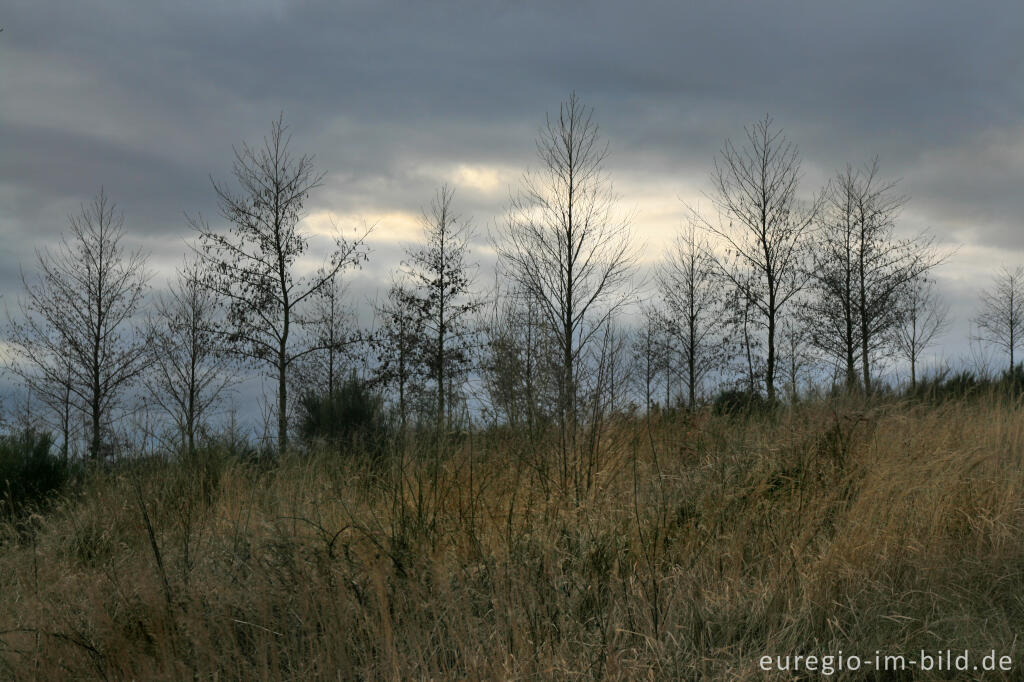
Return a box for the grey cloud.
[3,0,1024,412]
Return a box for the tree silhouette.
[499,92,637,491]
[194,115,369,455]
[697,116,819,402]
[6,189,150,459]
[401,185,480,433]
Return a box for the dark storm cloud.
[5,1,1023,230]
[1,123,209,225]
[2,0,1024,401]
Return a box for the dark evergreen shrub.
[0,428,74,516]
[299,374,391,455]
[712,388,769,416]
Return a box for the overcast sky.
[3,0,1024,416]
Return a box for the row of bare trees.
[641,117,957,407]
[4,117,372,459]
[4,96,1024,462]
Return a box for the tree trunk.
[398,355,407,438]
[91,351,101,460]
[687,347,696,412]
[766,299,777,402]
[92,301,102,459]
[665,348,671,410]
[187,393,196,458]
[846,348,857,390]
[688,301,696,411]
[328,345,335,396]
[909,311,918,390]
[562,324,573,489]
[1010,297,1015,376]
[858,225,872,394]
[61,376,71,462]
[743,302,755,393]
[278,350,288,456]
[91,400,101,461]
[845,297,857,390]
[861,327,871,394]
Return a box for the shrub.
[299,373,391,455]
[712,388,769,416]
[0,428,74,516]
[1000,363,1024,397]
[905,368,1023,403]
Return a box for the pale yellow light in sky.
[305,209,422,245]
[612,172,713,264]
[450,163,504,194]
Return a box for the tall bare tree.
[5,189,150,459]
[3,352,77,458]
[295,273,356,397]
[373,280,425,436]
[802,166,861,390]
[499,92,637,489]
[656,225,727,410]
[778,317,814,402]
[402,185,480,432]
[974,266,1024,375]
[897,276,950,388]
[696,115,818,402]
[632,307,666,415]
[581,322,629,489]
[893,276,948,390]
[807,159,939,392]
[145,258,235,457]
[478,284,556,434]
[194,115,369,455]
[727,274,763,394]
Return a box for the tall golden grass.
[3,397,1024,679]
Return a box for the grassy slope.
[2,398,1024,680]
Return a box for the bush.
[905,367,1024,403]
[1001,363,1024,397]
[712,388,769,416]
[0,428,74,516]
[299,374,391,455]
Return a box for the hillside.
[2,398,1024,679]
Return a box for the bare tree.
[3,353,78,458]
[581,322,629,489]
[802,166,861,390]
[696,115,818,402]
[401,185,480,433]
[145,258,236,457]
[498,92,637,490]
[5,189,150,459]
[193,115,369,455]
[373,280,426,436]
[807,159,940,392]
[778,317,814,402]
[893,276,948,390]
[974,266,1024,376]
[656,225,728,410]
[294,273,357,397]
[478,283,557,435]
[632,307,666,415]
[728,275,763,394]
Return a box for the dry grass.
[3,397,1024,679]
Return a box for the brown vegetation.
[3,398,1024,679]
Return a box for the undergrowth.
[2,398,1023,679]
